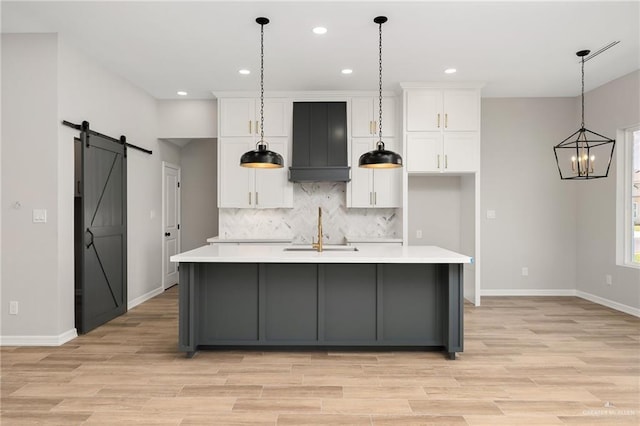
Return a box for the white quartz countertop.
[345,237,403,244]
[171,244,472,264]
[206,237,293,244]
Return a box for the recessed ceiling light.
[444,68,457,74]
[341,69,353,75]
[313,27,327,35]
[239,69,250,75]
[177,91,188,96]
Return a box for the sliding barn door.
[79,131,127,333]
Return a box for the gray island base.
[173,245,469,360]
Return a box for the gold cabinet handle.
[445,113,448,129]
[255,192,259,205]
[249,120,252,134]
[445,155,448,169]
[437,113,440,128]
[374,192,377,205]
[249,192,252,205]
[437,154,441,169]
[255,121,259,135]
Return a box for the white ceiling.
[2,1,639,99]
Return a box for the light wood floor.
[2,287,639,425]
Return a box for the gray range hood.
[289,102,350,182]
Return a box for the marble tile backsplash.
[219,182,400,244]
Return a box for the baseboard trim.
[576,290,640,318]
[481,289,576,297]
[128,286,163,310]
[480,288,640,318]
[0,328,77,346]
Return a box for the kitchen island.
[170,244,472,359]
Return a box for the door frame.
[162,161,181,290]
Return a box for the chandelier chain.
[378,20,383,140]
[260,22,265,141]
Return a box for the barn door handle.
[165,232,171,237]
[85,229,94,248]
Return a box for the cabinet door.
[349,138,374,207]
[373,137,402,208]
[254,138,293,208]
[351,97,375,137]
[406,90,442,132]
[406,133,442,173]
[443,90,478,131]
[443,132,479,172]
[261,99,291,137]
[220,99,256,137]
[218,138,254,208]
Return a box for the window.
[617,124,640,268]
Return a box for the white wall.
[2,34,63,339]
[180,139,218,251]
[576,71,640,310]
[1,33,165,342]
[157,100,217,139]
[407,176,461,250]
[481,97,579,293]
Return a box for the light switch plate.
[32,209,47,223]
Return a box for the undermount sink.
[283,246,359,252]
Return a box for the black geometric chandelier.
[359,16,403,169]
[553,49,615,180]
[240,17,284,169]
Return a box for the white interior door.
[162,162,181,290]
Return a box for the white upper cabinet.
[351,96,396,137]
[348,137,402,208]
[217,97,293,209]
[405,89,479,132]
[349,96,401,208]
[402,84,481,173]
[220,98,256,137]
[406,91,442,132]
[443,90,479,131]
[219,98,291,137]
[218,137,292,209]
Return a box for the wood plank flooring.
[2,287,639,425]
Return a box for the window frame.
[616,124,640,269]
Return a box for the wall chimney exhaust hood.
[289,102,350,182]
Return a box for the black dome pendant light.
[359,16,402,169]
[553,49,615,179]
[240,17,284,169]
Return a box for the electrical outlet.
[521,267,529,276]
[416,229,423,239]
[605,274,612,286]
[9,301,18,315]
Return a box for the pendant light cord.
[580,55,585,129]
[377,19,383,144]
[260,21,265,143]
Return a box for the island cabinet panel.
[381,264,441,343]
[322,264,377,342]
[178,261,464,359]
[263,264,318,341]
[199,264,259,342]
